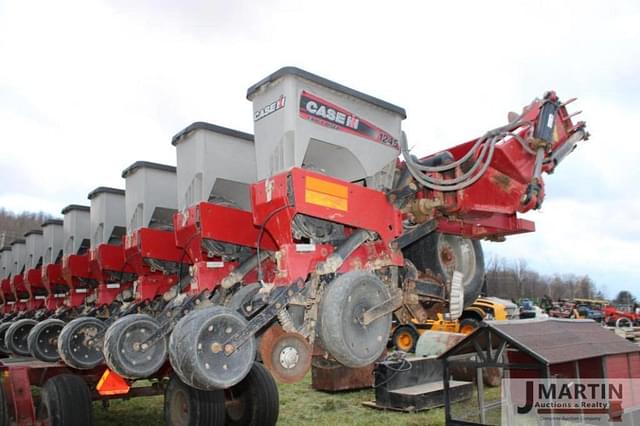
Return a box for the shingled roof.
[440,318,639,365]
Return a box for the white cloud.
[0,0,638,295]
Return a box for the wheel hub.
[279,346,299,369]
[260,324,311,384]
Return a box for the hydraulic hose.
[401,117,534,191]
[221,251,271,289]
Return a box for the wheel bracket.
[360,288,403,326]
[223,279,306,356]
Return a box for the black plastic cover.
[121,161,176,178]
[24,229,43,237]
[534,101,558,143]
[42,219,64,227]
[87,187,125,200]
[246,66,407,119]
[171,122,254,146]
[61,204,90,215]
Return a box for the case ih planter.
[166,67,588,392]
[103,161,186,380]
[0,66,588,425]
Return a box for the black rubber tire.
[6,318,38,356]
[28,318,65,362]
[225,362,279,426]
[163,374,225,426]
[318,271,392,368]
[0,380,9,426]
[404,232,484,307]
[39,374,93,426]
[459,318,480,334]
[226,283,261,318]
[169,305,256,390]
[57,317,105,370]
[392,325,420,353]
[104,314,167,379]
[0,323,11,354]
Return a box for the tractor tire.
[225,362,279,426]
[0,380,8,426]
[404,232,484,307]
[318,271,392,368]
[0,323,12,354]
[169,305,256,390]
[392,325,420,353]
[57,317,105,370]
[104,314,167,379]
[163,374,225,426]
[6,318,38,356]
[459,318,480,335]
[38,374,93,426]
[28,318,65,362]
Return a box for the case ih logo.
[299,90,399,150]
[254,95,286,121]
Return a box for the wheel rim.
[437,234,477,289]
[319,273,392,368]
[397,331,414,351]
[260,326,311,384]
[194,313,254,388]
[0,323,12,353]
[110,318,166,378]
[10,321,36,355]
[35,322,64,361]
[341,283,389,361]
[224,388,244,422]
[65,319,104,367]
[168,387,189,426]
[460,324,476,334]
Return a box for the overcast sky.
[1,1,638,297]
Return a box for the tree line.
[0,208,53,247]
[485,256,635,306]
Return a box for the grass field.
[93,374,501,426]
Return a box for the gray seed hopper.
[247,67,406,189]
[24,229,44,270]
[41,219,64,266]
[172,122,256,211]
[10,239,27,276]
[121,161,177,233]
[0,247,11,279]
[61,205,91,256]
[87,187,126,248]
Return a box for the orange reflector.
[96,369,130,396]
[304,176,348,211]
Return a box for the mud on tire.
[6,318,38,356]
[104,314,167,379]
[169,305,256,390]
[28,318,65,362]
[57,317,106,370]
[318,271,392,368]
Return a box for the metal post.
[477,366,486,424]
[443,359,451,425]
